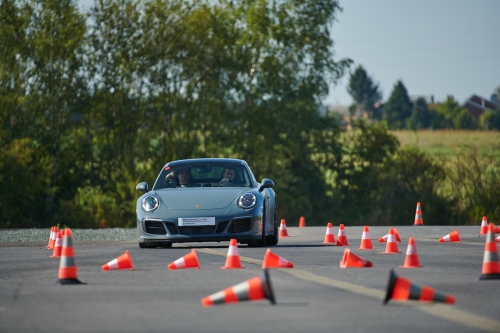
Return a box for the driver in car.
[165,168,196,188]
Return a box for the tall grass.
[391,130,500,157]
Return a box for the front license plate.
[178,217,216,226]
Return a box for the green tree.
[486,110,500,130]
[0,0,29,144]
[429,96,465,129]
[326,121,400,224]
[0,139,48,228]
[409,97,431,129]
[347,65,382,120]
[383,80,412,129]
[454,109,477,129]
[479,110,493,129]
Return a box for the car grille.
[228,218,252,233]
[143,221,167,235]
[215,220,229,233]
[145,218,252,235]
[165,222,179,235]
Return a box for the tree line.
[1,0,498,229]
[345,65,500,130]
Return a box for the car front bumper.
[137,213,263,245]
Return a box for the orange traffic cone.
[340,249,373,268]
[46,226,54,249]
[439,229,460,243]
[279,219,289,238]
[262,249,294,268]
[494,226,500,234]
[378,228,402,243]
[168,249,200,270]
[378,232,390,243]
[47,226,58,250]
[50,231,63,258]
[322,222,335,244]
[400,238,421,268]
[496,235,500,243]
[56,228,85,285]
[102,250,134,271]
[393,228,401,242]
[381,228,400,254]
[201,269,275,307]
[336,224,349,246]
[384,269,455,304]
[479,223,500,280]
[222,239,243,269]
[414,202,424,226]
[358,226,373,250]
[479,216,489,235]
[298,216,305,228]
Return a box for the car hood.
[154,187,251,210]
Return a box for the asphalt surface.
[1,225,499,333]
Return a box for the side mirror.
[136,182,149,193]
[258,178,274,192]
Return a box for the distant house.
[463,94,500,120]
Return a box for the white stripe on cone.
[107,258,119,270]
[54,237,63,248]
[173,257,186,269]
[227,245,239,256]
[406,244,416,255]
[278,257,290,266]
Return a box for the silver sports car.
[135,158,278,248]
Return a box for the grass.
[390,130,500,157]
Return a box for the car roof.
[164,158,248,168]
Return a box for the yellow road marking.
[198,248,500,333]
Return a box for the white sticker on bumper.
[178,217,216,226]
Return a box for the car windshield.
[153,163,253,190]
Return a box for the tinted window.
[153,163,252,189]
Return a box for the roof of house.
[463,94,499,119]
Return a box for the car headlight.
[238,193,256,209]
[142,195,159,212]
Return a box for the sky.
[326,0,500,106]
[78,0,500,106]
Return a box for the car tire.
[139,241,172,249]
[266,205,279,246]
[248,205,267,247]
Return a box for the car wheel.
[139,242,162,249]
[266,205,279,246]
